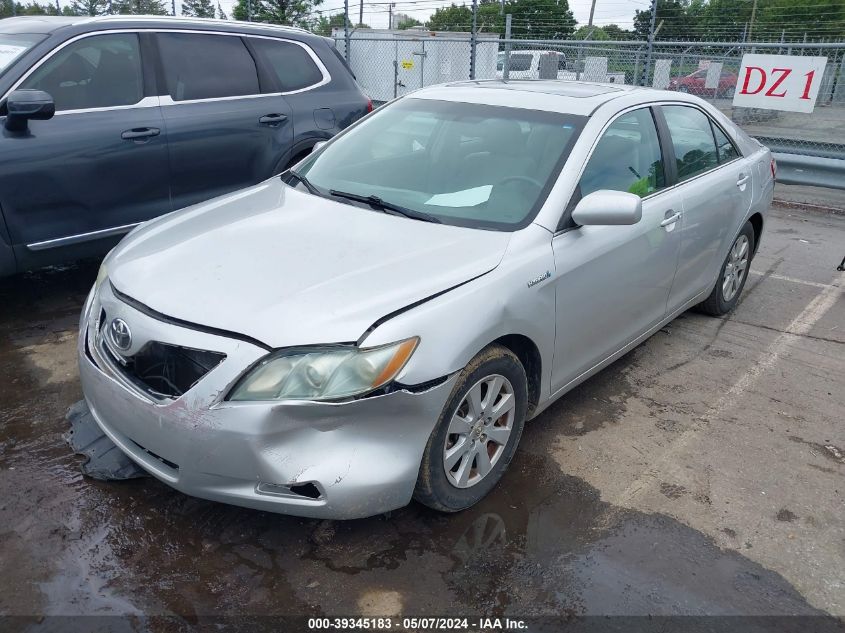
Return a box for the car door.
[549,106,683,394]
[247,36,338,160]
[154,31,294,211]
[0,31,169,257]
[660,104,753,312]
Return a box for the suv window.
[712,123,739,163]
[20,33,142,112]
[250,38,323,92]
[508,54,533,72]
[579,107,665,198]
[157,33,259,101]
[662,105,719,181]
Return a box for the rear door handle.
[121,127,160,140]
[660,210,682,227]
[736,173,750,187]
[259,113,288,126]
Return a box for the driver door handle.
[259,113,288,126]
[660,210,682,227]
[736,173,750,187]
[121,127,159,140]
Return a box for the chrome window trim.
[27,221,140,251]
[1,28,331,109]
[52,95,161,116]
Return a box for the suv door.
[550,107,683,393]
[0,32,169,261]
[154,31,294,210]
[660,104,752,312]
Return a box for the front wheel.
[698,220,755,316]
[414,345,528,513]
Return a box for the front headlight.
[228,337,419,402]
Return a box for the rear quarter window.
[250,38,325,92]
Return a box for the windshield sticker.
[426,185,492,208]
[0,45,27,71]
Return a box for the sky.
[207,0,643,30]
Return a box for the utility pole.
[246,0,251,21]
[388,2,393,28]
[469,0,477,79]
[172,0,176,16]
[358,0,362,28]
[640,0,657,87]
[344,0,351,62]
[747,0,758,41]
[587,0,597,27]
[502,13,512,80]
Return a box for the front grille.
[100,336,225,400]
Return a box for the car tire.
[414,344,528,513]
[678,85,689,93]
[697,220,755,316]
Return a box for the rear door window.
[662,105,719,181]
[250,38,324,92]
[19,33,142,112]
[156,32,259,101]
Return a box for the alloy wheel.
[722,234,750,302]
[443,374,515,489]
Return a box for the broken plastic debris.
[64,400,148,480]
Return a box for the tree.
[573,25,609,39]
[397,16,422,29]
[232,0,321,27]
[110,0,169,14]
[602,23,634,40]
[216,0,226,18]
[182,0,214,17]
[634,0,693,40]
[70,0,108,15]
[425,0,574,39]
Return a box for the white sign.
[704,62,723,90]
[732,53,828,113]
[652,59,672,89]
[0,45,27,71]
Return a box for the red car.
[669,69,737,97]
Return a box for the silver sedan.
[78,81,774,519]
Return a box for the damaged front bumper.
[78,282,456,519]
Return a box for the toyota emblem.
[109,318,132,351]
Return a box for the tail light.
[366,98,373,113]
[770,158,777,180]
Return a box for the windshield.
[298,98,585,230]
[0,34,45,73]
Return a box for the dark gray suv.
[0,16,371,275]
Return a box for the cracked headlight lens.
[229,337,419,401]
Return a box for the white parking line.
[618,279,842,506]
[749,270,835,289]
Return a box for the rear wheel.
[414,345,527,513]
[698,220,755,316]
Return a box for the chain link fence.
[335,33,845,184]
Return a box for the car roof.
[411,80,652,116]
[0,15,312,37]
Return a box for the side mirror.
[571,190,642,226]
[5,89,55,132]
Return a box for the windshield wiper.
[286,170,322,196]
[328,189,442,224]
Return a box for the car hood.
[107,179,512,349]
